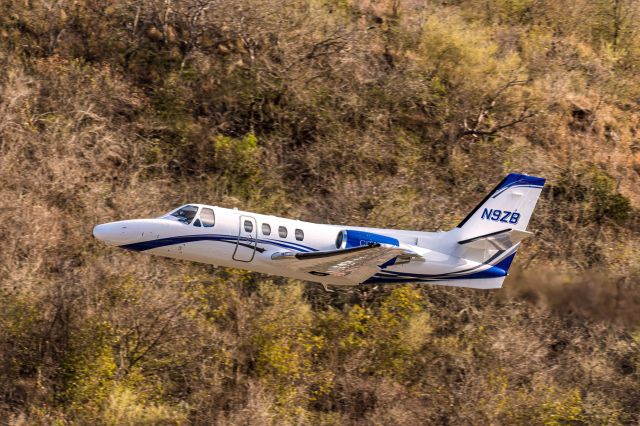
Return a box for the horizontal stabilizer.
[458,228,532,250]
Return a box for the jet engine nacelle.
[337,230,400,249]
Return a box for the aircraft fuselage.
[93,205,515,289]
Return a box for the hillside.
[1,0,640,424]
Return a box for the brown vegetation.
[1,0,640,423]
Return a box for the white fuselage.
[93,204,516,289]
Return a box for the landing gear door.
[233,215,257,262]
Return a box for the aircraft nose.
[93,222,131,245]
[93,223,112,241]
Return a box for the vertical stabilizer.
[456,173,545,240]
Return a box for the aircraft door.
[233,215,257,262]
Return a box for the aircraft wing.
[272,244,417,284]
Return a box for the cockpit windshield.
[169,205,199,225]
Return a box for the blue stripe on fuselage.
[264,238,318,252]
[118,233,517,285]
[119,234,318,253]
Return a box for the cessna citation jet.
[93,173,545,290]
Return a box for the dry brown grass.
[1,0,639,424]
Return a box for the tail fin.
[456,173,545,240]
[441,173,545,289]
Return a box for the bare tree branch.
[460,78,534,139]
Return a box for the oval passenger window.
[262,223,271,235]
[200,208,215,227]
[278,226,287,238]
[295,229,304,241]
[244,220,253,233]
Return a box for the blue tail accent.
[493,251,516,271]
[467,252,516,279]
[491,174,546,199]
[365,250,518,285]
[457,173,545,228]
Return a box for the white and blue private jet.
[93,173,545,290]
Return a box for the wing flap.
[273,244,418,284]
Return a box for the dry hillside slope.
[1,0,640,424]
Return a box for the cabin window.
[200,208,215,227]
[193,219,202,227]
[335,231,344,249]
[170,205,198,225]
[262,223,271,235]
[244,220,254,233]
[295,229,304,241]
[278,226,288,238]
